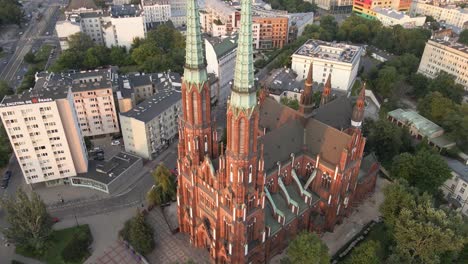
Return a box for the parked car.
[95,153,105,161]
[112,134,122,140]
[111,140,120,146]
[3,170,12,181]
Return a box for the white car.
[111,140,120,146]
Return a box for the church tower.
[320,74,332,106]
[299,63,314,117]
[222,0,266,261]
[351,84,366,129]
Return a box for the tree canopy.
[0,0,23,26]
[147,163,176,206]
[1,189,52,254]
[391,149,452,195]
[119,211,155,254]
[345,240,381,264]
[264,0,317,13]
[286,232,330,264]
[458,29,468,45]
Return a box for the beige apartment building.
[418,39,468,90]
[410,1,468,29]
[0,89,88,185]
[37,69,120,137]
[120,89,181,160]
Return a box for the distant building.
[167,0,187,27]
[252,16,289,49]
[35,69,120,137]
[113,0,132,4]
[0,86,88,186]
[313,0,353,13]
[79,12,105,45]
[119,89,182,159]
[417,39,468,90]
[410,1,468,29]
[64,0,101,16]
[55,20,81,50]
[291,39,362,91]
[141,0,171,27]
[205,35,238,103]
[374,7,426,27]
[387,108,456,151]
[441,157,468,216]
[353,0,411,19]
[101,5,146,51]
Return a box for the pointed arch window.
[248,165,253,183]
[202,90,206,125]
[230,164,233,182]
[192,92,199,124]
[239,118,246,154]
[204,135,208,153]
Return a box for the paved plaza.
[146,208,210,264]
[94,242,144,264]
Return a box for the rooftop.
[388,108,444,137]
[444,157,468,183]
[65,0,98,12]
[76,152,142,184]
[293,39,361,64]
[429,38,468,54]
[373,7,408,19]
[110,4,143,18]
[205,35,238,58]
[120,88,181,122]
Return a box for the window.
[460,188,465,194]
[248,165,253,183]
[192,92,199,124]
[321,173,331,190]
[239,118,245,154]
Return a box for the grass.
[16,225,92,264]
[339,222,393,263]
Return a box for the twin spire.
[184,0,207,85]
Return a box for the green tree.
[23,52,36,64]
[0,124,12,167]
[409,73,429,97]
[0,0,23,26]
[458,29,468,45]
[67,32,95,52]
[391,149,452,194]
[346,240,381,264]
[280,96,299,110]
[0,80,13,99]
[1,189,52,254]
[286,232,329,264]
[380,181,417,230]
[120,212,155,254]
[417,92,456,124]
[374,66,399,98]
[61,225,93,262]
[150,163,176,205]
[428,72,465,104]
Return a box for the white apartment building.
[0,89,88,185]
[417,39,468,89]
[291,39,362,91]
[65,0,101,16]
[374,7,426,28]
[79,12,105,45]
[113,0,132,4]
[200,0,239,35]
[35,69,120,137]
[102,5,146,51]
[410,1,468,29]
[55,19,81,50]
[204,35,238,104]
[442,157,468,216]
[120,89,181,160]
[142,0,171,26]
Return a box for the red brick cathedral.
[176,0,378,263]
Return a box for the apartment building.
[120,89,182,159]
[141,0,171,27]
[200,0,240,36]
[313,0,353,12]
[205,35,238,104]
[80,12,105,45]
[410,1,468,29]
[65,0,101,16]
[291,39,362,91]
[417,39,468,89]
[56,19,81,50]
[252,16,289,49]
[353,0,412,19]
[0,88,88,185]
[374,7,426,27]
[442,157,468,216]
[167,0,187,27]
[35,69,120,137]
[102,5,146,51]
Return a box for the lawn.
[16,224,92,264]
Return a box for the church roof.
[314,96,353,130]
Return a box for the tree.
[379,181,416,230]
[286,232,329,264]
[61,225,93,262]
[1,189,52,254]
[0,80,13,99]
[391,149,452,195]
[374,66,399,98]
[150,163,176,205]
[120,211,155,254]
[67,33,95,52]
[458,29,468,45]
[428,72,465,104]
[23,52,36,64]
[280,96,299,110]
[0,0,23,26]
[409,73,429,97]
[346,240,381,264]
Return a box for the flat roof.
[444,157,468,182]
[76,152,141,184]
[205,35,238,58]
[388,108,444,137]
[120,88,181,122]
[293,39,361,64]
[429,39,468,54]
[110,5,143,17]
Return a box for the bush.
[61,225,93,262]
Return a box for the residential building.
[387,108,456,150]
[291,39,362,91]
[313,0,353,12]
[0,88,88,186]
[286,12,314,43]
[64,0,101,16]
[353,0,412,19]
[410,1,468,29]
[35,69,120,137]
[120,89,182,159]
[442,157,468,216]
[252,16,289,49]
[205,35,238,103]
[374,7,426,27]
[55,19,81,50]
[141,0,171,28]
[417,39,468,89]
[102,5,146,51]
[200,0,240,35]
[113,0,132,4]
[177,1,378,263]
[168,0,187,27]
[79,12,105,45]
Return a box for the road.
[0,1,60,88]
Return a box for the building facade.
[205,35,238,104]
[314,0,353,12]
[417,39,468,90]
[55,19,82,50]
[36,69,120,137]
[120,89,182,159]
[141,0,171,27]
[353,0,411,19]
[176,0,377,263]
[0,89,88,185]
[441,157,468,216]
[252,16,289,49]
[374,7,426,27]
[291,39,362,91]
[410,1,468,29]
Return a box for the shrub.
[61,225,93,262]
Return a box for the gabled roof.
[259,97,301,132]
[314,96,353,130]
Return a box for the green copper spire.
[230,0,256,109]
[184,0,207,86]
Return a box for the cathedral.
[176,0,379,263]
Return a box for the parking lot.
[90,136,124,160]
